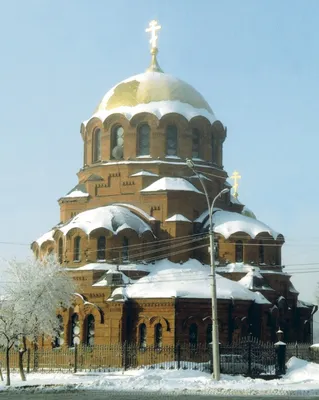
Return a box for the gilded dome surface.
[85,71,216,124]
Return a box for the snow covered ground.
[1,357,319,396]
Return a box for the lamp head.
[186,158,195,169]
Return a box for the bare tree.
[0,256,76,385]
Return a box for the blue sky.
[0,0,319,304]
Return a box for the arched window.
[92,128,101,162]
[74,236,81,262]
[137,124,150,156]
[70,313,80,347]
[206,324,212,347]
[192,128,200,158]
[122,236,129,262]
[235,240,243,262]
[139,323,147,349]
[85,314,95,346]
[154,323,162,348]
[166,125,177,156]
[111,126,124,159]
[53,315,64,348]
[97,236,106,261]
[58,238,63,264]
[189,323,198,347]
[259,240,265,264]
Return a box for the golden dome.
[93,70,216,123]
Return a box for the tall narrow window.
[111,126,124,159]
[259,240,265,264]
[58,238,63,264]
[74,236,81,262]
[211,135,217,163]
[139,323,147,349]
[154,323,162,348]
[70,313,80,347]
[189,323,198,347]
[166,125,177,156]
[85,314,95,346]
[92,128,101,162]
[138,124,150,156]
[97,236,106,261]
[192,128,200,158]
[206,324,212,347]
[53,315,64,348]
[235,240,243,262]
[122,236,129,262]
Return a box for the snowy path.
[1,358,319,396]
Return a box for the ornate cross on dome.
[230,170,241,198]
[145,20,161,50]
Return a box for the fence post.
[247,338,252,376]
[26,349,30,374]
[275,329,286,376]
[74,344,78,373]
[176,343,181,370]
[122,341,127,371]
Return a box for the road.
[1,391,319,400]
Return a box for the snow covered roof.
[165,214,192,222]
[109,259,270,304]
[203,210,280,240]
[217,263,289,276]
[84,71,216,126]
[93,270,132,287]
[130,170,159,177]
[57,205,152,236]
[238,269,274,291]
[64,190,89,198]
[35,229,54,247]
[141,177,203,194]
[112,203,155,221]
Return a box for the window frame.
[137,123,150,156]
[166,125,178,156]
[73,236,81,262]
[92,127,101,163]
[191,128,200,159]
[97,236,106,261]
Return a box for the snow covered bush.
[0,256,76,385]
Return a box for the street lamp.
[186,158,229,380]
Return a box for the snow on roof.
[93,270,132,287]
[110,259,270,304]
[193,208,221,224]
[112,203,156,221]
[58,205,152,236]
[217,263,289,276]
[165,214,192,222]
[35,230,54,247]
[84,71,216,126]
[130,170,159,177]
[203,210,280,239]
[238,269,274,291]
[141,177,203,194]
[64,190,89,198]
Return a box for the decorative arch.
[130,112,160,128]
[149,316,170,332]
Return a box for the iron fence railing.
[0,338,298,378]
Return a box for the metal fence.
[286,342,319,363]
[0,338,279,378]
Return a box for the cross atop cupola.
[145,20,163,73]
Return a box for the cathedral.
[32,21,316,349]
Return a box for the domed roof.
[84,71,216,125]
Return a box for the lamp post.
[186,158,229,380]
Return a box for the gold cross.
[145,20,161,49]
[230,170,241,198]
